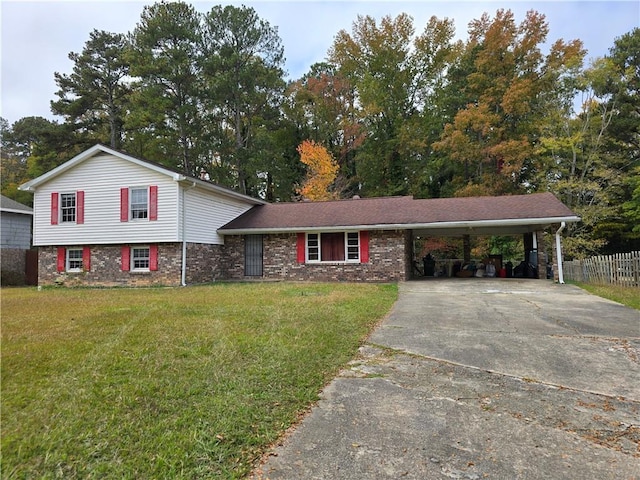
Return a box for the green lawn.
[1,283,397,479]
[573,282,640,310]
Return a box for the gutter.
[181,182,197,286]
[555,222,566,284]
[218,216,582,236]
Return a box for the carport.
[401,193,581,282]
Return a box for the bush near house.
[1,283,397,479]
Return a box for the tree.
[329,14,457,196]
[51,30,130,149]
[296,140,339,201]
[283,62,363,195]
[200,4,286,195]
[434,9,585,196]
[128,1,203,175]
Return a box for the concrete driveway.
[252,279,640,480]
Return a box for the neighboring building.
[20,144,581,287]
[1,194,34,285]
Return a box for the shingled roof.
[219,192,580,235]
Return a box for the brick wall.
[185,243,224,284]
[38,243,184,287]
[222,230,409,282]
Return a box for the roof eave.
[218,215,581,235]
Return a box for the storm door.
[244,234,263,276]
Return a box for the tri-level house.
[19,144,264,286]
[20,144,580,287]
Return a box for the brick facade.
[39,244,181,287]
[223,230,410,282]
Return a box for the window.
[51,191,84,225]
[306,232,361,263]
[130,188,148,219]
[131,247,150,271]
[60,193,76,222]
[57,246,90,273]
[66,248,83,271]
[121,186,157,222]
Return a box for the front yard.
[1,283,397,479]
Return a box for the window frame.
[131,246,151,271]
[306,231,361,263]
[130,187,149,220]
[60,192,76,223]
[66,247,84,272]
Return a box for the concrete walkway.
[252,279,640,480]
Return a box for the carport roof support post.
[555,222,566,284]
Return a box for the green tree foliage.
[329,14,457,196]
[199,4,286,196]
[128,1,203,175]
[51,30,130,149]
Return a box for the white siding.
[183,186,255,244]
[33,154,180,246]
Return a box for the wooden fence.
[563,251,640,287]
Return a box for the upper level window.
[121,186,157,222]
[60,193,76,223]
[307,232,360,262]
[130,188,148,220]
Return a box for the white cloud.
[1,0,638,125]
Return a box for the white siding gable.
[184,186,254,245]
[33,154,180,246]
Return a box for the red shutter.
[57,247,65,272]
[76,191,85,224]
[149,244,158,271]
[120,188,129,222]
[51,192,59,225]
[360,231,369,263]
[82,246,91,271]
[296,233,306,263]
[121,246,130,271]
[149,186,158,221]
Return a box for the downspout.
[181,182,197,286]
[555,222,566,284]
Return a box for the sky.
[1,0,639,126]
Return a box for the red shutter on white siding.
[82,246,91,271]
[120,188,129,222]
[149,186,158,221]
[57,247,65,272]
[149,244,158,271]
[76,191,85,224]
[51,192,59,225]
[121,246,130,271]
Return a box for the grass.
[1,282,397,479]
[571,282,640,310]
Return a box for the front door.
[245,234,263,277]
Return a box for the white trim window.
[306,232,360,263]
[131,246,150,271]
[60,193,76,223]
[66,248,83,272]
[130,188,148,220]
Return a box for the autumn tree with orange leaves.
[297,140,339,201]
